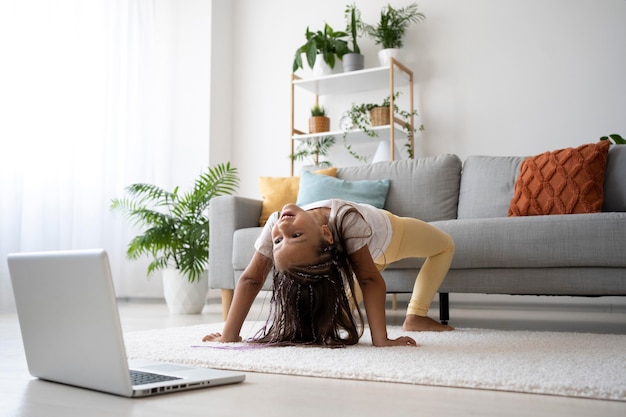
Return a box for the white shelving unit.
[290,58,414,175]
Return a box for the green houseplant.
[111,162,239,282]
[290,136,336,168]
[111,163,239,313]
[342,92,422,161]
[600,134,626,144]
[293,23,349,75]
[309,103,330,133]
[365,3,425,65]
[343,3,365,72]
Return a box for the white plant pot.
[162,269,208,314]
[378,48,404,67]
[312,54,342,77]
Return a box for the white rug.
[124,321,626,401]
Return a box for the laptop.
[7,248,245,397]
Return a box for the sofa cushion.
[257,167,336,226]
[508,141,610,216]
[432,212,626,269]
[603,144,626,212]
[458,155,525,219]
[336,155,462,222]
[233,227,264,269]
[296,170,390,208]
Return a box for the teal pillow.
[296,170,390,208]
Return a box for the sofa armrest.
[209,195,263,290]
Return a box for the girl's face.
[271,204,333,268]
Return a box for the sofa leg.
[439,292,449,325]
[221,289,234,321]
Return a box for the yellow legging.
[373,211,455,317]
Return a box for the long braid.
[251,203,368,347]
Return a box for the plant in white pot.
[365,2,425,66]
[293,23,349,76]
[111,163,239,314]
[343,3,365,72]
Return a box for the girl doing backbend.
[203,198,455,347]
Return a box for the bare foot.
[402,314,454,332]
[202,332,222,342]
[201,332,243,343]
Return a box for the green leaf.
[111,162,239,282]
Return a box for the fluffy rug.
[124,321,626,401]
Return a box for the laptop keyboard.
[130,369,182,386]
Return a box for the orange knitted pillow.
[508,141,610,216]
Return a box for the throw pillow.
[296,170,391,208]
[258,167,337,226]
[508,141,610,216]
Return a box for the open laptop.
[7,248,245,397]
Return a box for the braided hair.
[252,204,367,347]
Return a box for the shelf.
[292,125,408,144]
[293,65,412,96]
[290,58,414,175]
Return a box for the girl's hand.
[375,336,418,347]
[201,332,242,343]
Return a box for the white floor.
[2,293,626,417]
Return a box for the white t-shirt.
[254,199,392,261]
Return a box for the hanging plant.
[341,92,422,161]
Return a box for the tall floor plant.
[111,162,239,283]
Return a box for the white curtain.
[0,0,174,308]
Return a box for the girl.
[203,198,455,347]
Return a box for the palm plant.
[366,3,425,49]
[111,162,239,282]
[290,136,336,168]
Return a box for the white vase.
[312,54,343,77]
[162,269,208,314]
[378,48,404,67]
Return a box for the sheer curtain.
[0,0,173,308]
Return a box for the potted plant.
[365,2,425,66]
[293,23,349,76]
[343,3,365,72]
[342,92,422,161]
[111,162,239,314]
[600,134,626,144]
[290,136,336,169]
[309,103,330,133]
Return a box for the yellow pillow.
[258,167,337,226]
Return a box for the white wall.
[208,0,234,166]
[223,0,626,199]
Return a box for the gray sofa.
[209,145,626,320]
